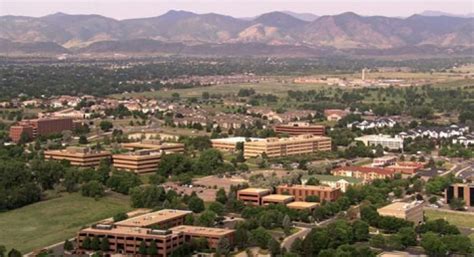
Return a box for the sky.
[0,0,472,19]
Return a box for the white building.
[355,134,403,150]
[348,118,396,131]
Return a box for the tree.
[188,196,205,213]
[250,227,272,249]
[353,220,369,241]
[216,188,228,204]
[106,170,142,195]
[208,202,225,216]
[99,120,113,132]
[91,236,101,251]
[64,239,74,251]
[305,177,320,186]
[305,195,320,202]
[421,232,448,257]
[79,135,88,144]
[282,215,292,235]
[234,227,249,250]
[139,241,147,255]
[82,236,91,249]
[290,238,303,255]
[113,212,128,222]
[197,210,217,227]
[268,238,281,256]
[81,180,105,198]
[397,227,417,248]
[147,240,158,256]
[369,234,386,249]
[7,249,21,257]
[100,238,110,251]
[449,198,465,210]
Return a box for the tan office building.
[77,225,184,257]
[244,134,331,158]
[377,201,424,224]
[211,137,264,152]
[112,150,162,173]
[170,225,235,249]
[276,184,342,202]
[445,183,474,207]
[261,194,295,205]
[274,122,325,136]
[114,209,192,229]
[237,188,271,206]
[286,201,319,212]
[44,147,111,167]
[121,140,184,154]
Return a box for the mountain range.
[0,10,473,56]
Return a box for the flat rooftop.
[81,225,179,238]
[211,137,264,143]
[115,209,192,227]
[305,174,362,184]
[277,184,338,192]
[377,201,422,212]
[170,225,234,237]
[238,188,271,195]
[262,194,295,202]
[286,201,319,209]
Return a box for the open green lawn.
[111,81,329,99]
[0,192,131,254]
[424,209,474,228]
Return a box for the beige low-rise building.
[377,201,424,224]
[112,150,162,173]
[286,201,319,212]
[44,147,111,167]
[261,194,295,205]
[211,137,264,152]
[237,188,271,206]
[121,140,184,153]
[114,209,192,229]
[244,134,331,158]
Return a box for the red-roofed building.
[331,166,395,182]
[387,162,425,176]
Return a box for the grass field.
[112,82,330,99]
[424,209,474,229]
[0,193,131,254]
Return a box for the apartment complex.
[331,166,396,182]
[445,183,474,207]
[121,140,185,154]
[9,117,74,142]
[170,225,235,249]
[302,175,363,192]
[386,162,425,176]
[244,134,331,158]
[355,135,404,150]
[236,188,271,206]
[211,137,264,152]
[112,150,162,173]
[377,201,424,224]
[261,194,295,205]
[276,184,342,202]
[114,209,192,229]
[274,122,325,136]
[44,147,111,167]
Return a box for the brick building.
[276,184,342,202]
[445,183,474,207]
[9,117,74,142]
[237,188,271,206]
[44,147,111,167]
[274,122,325,136]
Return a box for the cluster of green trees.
[156,150,233,183]
[290,220,375,257]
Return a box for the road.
[281,227,311,250]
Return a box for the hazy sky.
[1,0,472,19]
